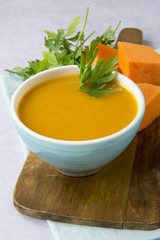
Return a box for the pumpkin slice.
[118,42,160,85]
[138,83,160,131]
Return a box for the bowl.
[10,65,145,177]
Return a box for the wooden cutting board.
[13,29,160,230]
[13,116,160,230]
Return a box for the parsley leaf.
[96,20,121,46]
[79,40,119,97]
[42,51,59,68]
[44,30,57,40]
[65,17,81,36]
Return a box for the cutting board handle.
[114,28,143,49]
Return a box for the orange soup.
[18,74,138,141]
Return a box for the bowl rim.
[10,65,145,146]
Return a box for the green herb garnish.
[6,7,120,97]
[79,40,119,97]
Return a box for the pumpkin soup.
[18,74,138,141]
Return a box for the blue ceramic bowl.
[11,65,145,177]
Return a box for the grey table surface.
[0,0,160,239]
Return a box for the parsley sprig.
[6,7,120,97]
[79,40,119,97]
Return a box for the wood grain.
[114,28,143,49]
[123,117,160,230]
[14,137,137,229]
[13,118,160,229]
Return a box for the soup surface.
[18,74,138,141]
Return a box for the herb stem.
[74,7,89,53]
[113,20,121,34]
[83,30,95,43]
[76,30,95,50]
